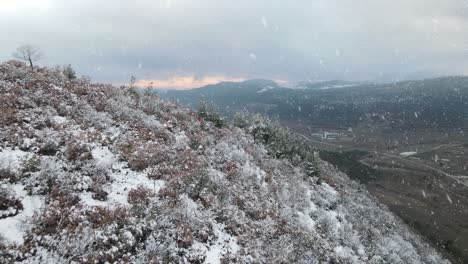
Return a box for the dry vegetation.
[0,60,450,263]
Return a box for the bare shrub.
[119,141,169,171]
[87,207,130,228]
[65,141,92,162]
[128,186,155,206]
[0,187,23,219]
[37,141,60,156]
[176,223,193,248]
[22,155,41,174]
[0,168,18,183]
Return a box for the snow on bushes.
[0,61,449,263]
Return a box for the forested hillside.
[162,77,468,130]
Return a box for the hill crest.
[0,60,448,263]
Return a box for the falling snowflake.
[261,16,268,28]
[446,194,453,204]
[249,53,257,61]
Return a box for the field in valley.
[287,122,468,263]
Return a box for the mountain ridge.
[0,60,449,263]
[161,75,468,129]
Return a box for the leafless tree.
[12,45,43,70]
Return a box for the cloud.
[0,0,51,13]
[1,0,467,84]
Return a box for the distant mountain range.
[161,77,468,131]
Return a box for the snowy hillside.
[0,61,448,263]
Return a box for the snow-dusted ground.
[0,183,43,244]
[0,148,32,172]
[203,222,239,264]
[257,85,276,93]
[80,146,165,208]
[0,61,449,263]
[0,148,43,244]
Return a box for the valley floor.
[287,122,468,264]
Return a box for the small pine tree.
[129,75,137,88]
[197,100,224,128]
[144,81,155,96]
[233,112,320,178]
[63,64,76,80]
[198,100,208,119]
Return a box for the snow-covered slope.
[0,61,448,263]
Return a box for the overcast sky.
[1,0,468,89]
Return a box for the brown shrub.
[176,223,193,248]
[0,168,18,183]
[0,197,23,219]
[33,196,82,236]
[0,93,19,126]
[37,141,59,156]
[72,86,89,96]
[4,60,26,68]
[131,125,156,141]
[22,155,41,174]
[87,207,130,228]
[65,141,92,162]
[0,106,18,126]
[128,186,155,206]
[157,179,184,204]
[50,187,80,208]
[147,163,178,180]
[119,141,169,171]
[92,189,108,201]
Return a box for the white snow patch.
[241,160,266,182]
[204,222,239,264]
[105,126,123,141]
[79,192,109,207]
[306,190,318,212]
[257,86,275,93]
[81,147,165,207]
[321,182,338,197]
[174,131,189,150]
[319,84,356,90]
[22,138,36,149]
[0,148,32,172]
[334,246,358,262]
[297,211,316,231]
[80,164,164,207]
[92,146,117,170]
[51,85,63,91]
[399,152,417,158]
[0,183,44,244]
[52,116,68,125]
